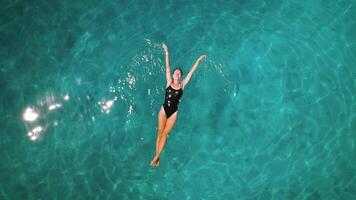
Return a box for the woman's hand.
[162,43,168,54]
[198,54,207,62]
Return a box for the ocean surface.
[0,0,355,199]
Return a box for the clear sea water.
[0,0,355,199]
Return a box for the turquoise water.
[1,0,355,199]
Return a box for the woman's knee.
[158,127,165,136]
[162,124,175,136]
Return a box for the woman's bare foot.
[150,157,160,167]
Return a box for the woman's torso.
[163,84,183,108]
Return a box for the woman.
[150,43,206,167]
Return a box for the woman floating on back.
[150,43,206,167]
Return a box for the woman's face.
[173,69,182,81]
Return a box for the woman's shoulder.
[172,83,184,90]
[180,83,185,91]
[166,82,184,90]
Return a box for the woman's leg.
[151,107,167,166]
[156,107,167,154]
[152,111,178,166]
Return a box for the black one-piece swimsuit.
[162,85,183,119]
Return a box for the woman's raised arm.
[162,43,172,87]
[181,55,206,89]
